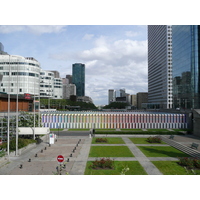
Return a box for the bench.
[169,135,174,139]
[191,143,199,150]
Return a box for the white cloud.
[125,31,139,37]
[82,34,94,40]
[49,35,148,105]
[0,25,67,34]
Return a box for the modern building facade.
[72,63,85,97]
[148,25,173,109]
[172,25,200,109]
[0,55,40,96]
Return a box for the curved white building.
[0,55,40,96]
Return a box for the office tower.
[66,75,72,84]
[108,89,115,104]
[72,63,85,97]
[0,42,4,51]
[148,25,173,109]
[0,55,40,95]
[172,25,200,109]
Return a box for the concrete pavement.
[1,132,200,175]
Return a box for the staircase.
[159,136,200,158]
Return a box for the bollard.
[74,147,76,150]
[72,149,75,153]
[70,154,72,157]
[67,158,69,162]
[49,144,51,147]
[63,164,66,169]
[45,147,47,150]
[41,149,43,153]
[35,154,37,157]
[19,164,23,169]
[76,144,78,147]
[28,158,31,162]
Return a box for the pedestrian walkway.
[1,133,200,175]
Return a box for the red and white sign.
[57,155,64,163]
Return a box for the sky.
[0,25,147,105]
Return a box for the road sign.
[57,155,64,163]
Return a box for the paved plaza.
[1,130,200,175]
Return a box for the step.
[159,136,200,158]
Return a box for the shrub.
[178,157,195,169]
[146,136,162,143]
[95,138,108,143]
[89,158,114,169]
[193,158,200,169]
[1,138,36,151]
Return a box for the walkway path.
[1,133,200,175]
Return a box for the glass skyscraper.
[72,63,85,97]
[172,25,200,109]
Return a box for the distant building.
[108,88,130,104]
[50,71,60,78]
[137,92,148,109]
[108,89,115,104]
[40,70,63,99]
[66,75,72,84]
[62,78,76,99]
[40,70,54,98]
[72,63,85,97]
[131,94,137,107]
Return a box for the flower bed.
[178,157,200,169]
[146,136,162,143]
[95,138,108,143]
[89,158,114,169]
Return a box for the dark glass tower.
[72,63,85,96]
[172,25,200,109]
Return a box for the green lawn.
[129,137,166,144]
[147,129,171,132]
[92,137,125,144]
[137,146,190,157]
[120,129,143,131]
[95,129,116,131]
[85,161,147,175]
[152,161,200,175]
[89,146,134,157]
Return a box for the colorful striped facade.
[41,112,187,129]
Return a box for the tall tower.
[72,63,85,96]
[148,25,173,109]
[172,25,200,109]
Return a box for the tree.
[103,102,129,109]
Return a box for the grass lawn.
[152,161,200,175]
[147,129,171,132]
[120,129,143,131]
[137,146,190,157]
[68,129,90,131]
[129,137,166,144]
[89,146,134,157]
[85,161,147,175]
[92,137,125,144]
[95,129,116,131]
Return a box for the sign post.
[57,155,64,175]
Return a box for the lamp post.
[16,59,19,156]
[7,55,10,159]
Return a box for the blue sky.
[0,25,148,105]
